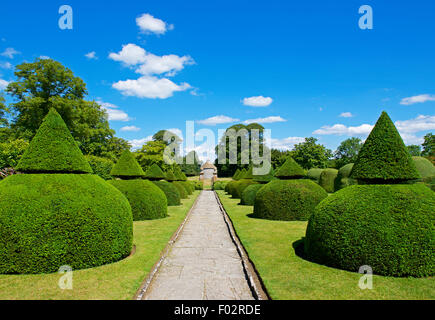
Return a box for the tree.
[180,151,201,176]
[271,149,291,169]
[0,139,29,168]
[0,94,9,127]
[291,137,332,170]
[135,140,172,172]
[406,145,422,157]
[5,58,130,158]
[422,133,434,158]
[334,137,363,168]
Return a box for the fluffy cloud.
[98,100,131,121]
[1,47,20,59]
[112,76,191,99]
[109,44,147,66]
[197,115,240,126]
[120,125,140,132]
[39,56,50,60]
[269,137,305,151]
[85,51,97,60]
[244,116,286,124]
[339,112,354,118]
[400,94,435,105]
[242,96,273,107]
[395,115,435,133]
[129,136,153,150]
[136,53,194,76]
[136,13,173,35]
[0,79,9,90]
[313,123,374,136]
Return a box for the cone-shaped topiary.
[165,169,177,182]
[305,111,435,277]
[238,168,247,179]
[144,163,166,181]
[334,163,357,191]
[16,108,92,173]
[232,169,241,180]
[274,157,305,179]
[152,180,181,206]
[0,109,132,274]
[110,150,145,178]
[243,166,254,179]
[318,168,338,193]
[350,111,420,183]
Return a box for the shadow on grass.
[292,237,306,259]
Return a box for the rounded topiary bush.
[319,168,338,193]
[172,181,188,199]
[181,181,193,195]
[234,179,257,199]
[152,180,181,206]
[334,163,356,191]
[253,179,327,221]
[240,184,264,205]
[0,174,133,274]
[412,156,435,178]
[307,168,324,183]
[213,181,227,190]
[226,180,238,197]
[304,184,435,277]
[109,179,167,220]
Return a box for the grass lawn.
[216,190,435,300]
[0,191,200,300]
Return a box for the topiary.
[318,168,338,193]
[110,150,145,179]
[350,111,420,183]
[109,179,167,220]
[152,180,181,206]
[232,169,241,180]
[253,166,275,183]
[253,179,327,220]
[274,157,305,179]
[237,168,247,179]
[181,181,193,195]
[304,184,435,277]
[226,180,238,197]
[0,109,133,274]
[172,181,188,199]
[412,156,435,179]
[144,163,166,181]
[334,163,356,191]
[194,181,203,190]
[307,168,324,183]
[233,179,257,199]
[213,181,228,190]
[165,169,177,182]
[305,111,434,277]
[85,155,114,180]
[241,184,264,205]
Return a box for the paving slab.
[143,190,254,300]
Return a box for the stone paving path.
[143,190,254,300]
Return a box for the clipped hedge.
[226,180,238,196]
[172,181,188,199]
[213,181,228,190]
[85,155,114,180]
[319,168,338,193]
[110,150,145,178]
[240,184,264,205]
[0,174,133,274]
[304,184,435,277]
[109,179,167,220]
[181,181,194,195]
[307,168,324,183]
[334,163,356,191]
[253,179,327,221]
[232,179,257,199]
[194,181,203,190]
[152,180,181,206]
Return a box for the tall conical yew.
[110,150,145,178]
[144,163,166,181]
[232,168,241,180]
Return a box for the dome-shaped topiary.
[412,156,435,179]
[304,184,435,277]
[232,169,241,180]
[318,168,338,193]
[241,184,264,205]
[144,163,166,181]
[307,168,324,183]
[334,163,356,191]
[110,150,145,178]
[109,179,167,220]
[172,181,188,199]
[16,108,92,173]
[152,180,181,206]
[233,179,258,199]
[253,179,327,221]
[350,111,420,183]
[274,157,305,179]
[0,109,132,274]
[181,181,194,195]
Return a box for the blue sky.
[1,0,434,160]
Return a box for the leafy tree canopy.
[290,137,332,170]
[334,137,363,168]
[406,145,422,157]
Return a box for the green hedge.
[152,180,181,206]
[241,184,264,205]
[304,184,435,277]
[319,168,338,193]
[226,180,238,196]
[213,181,228,190]
[0,174,133,274]
[181,181,194,195]
[172,181,188,199]
[85,155,114,180]
[109,179,167,220]
[307,168,324,183]
[253,179,328,221]
[232,179,257,199]
[194,181,203,190]
[334,163,356,191]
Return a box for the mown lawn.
[216,190,435,300]
[0,191,200,300]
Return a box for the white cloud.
[112,75,191,99]
[39,56,50,60]
[0,79,9,90]
[395,114,435,133]
[269,137,305,151]
[242,96,273,107]
[129,136,153,150]
[400,94,435,105]
[136,13,173,35]
[197,115,239,126]
[1,47,20,58]
[244,116,286,124]
[313,123,374,136]
[120,125,140,132]
[85,51,97,60]
[97,100,131,121]
[0,62,12,69]
[136,53,194,76]
[109,44,147,66]
[339,112,354,118]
